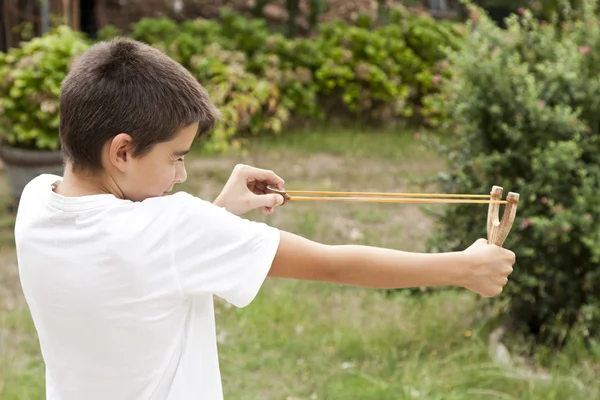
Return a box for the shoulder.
[162,191,278,237]
[164,191,280,307]
[136,191,223,223]
[16,173,63,222]
[20,173,62,198]
[115,191,271,241]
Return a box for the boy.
[14,38,515,400]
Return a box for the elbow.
[312,243,345,283]
[268,231,344,283]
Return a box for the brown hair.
[59,37,220,173]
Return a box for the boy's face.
[109,123,198,202]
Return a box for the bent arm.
[268,231,469,289]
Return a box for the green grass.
[216,283,595,400]
[248,124,437,160]
[194,122,445,163]
[0,126,598,399]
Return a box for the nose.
[175,162,187,183]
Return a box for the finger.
[262,206,274,215]
[243,167,285,188]
[252,181,269,196]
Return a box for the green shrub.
[98,8,463,132]
[0,26,90,151]
[2,8,462,154]
[248,39,321,119]
[422,0,600,347]
[311,19,416,119]
[189,44,291,152]
[392,9,465,115]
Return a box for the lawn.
[0,126,598,399]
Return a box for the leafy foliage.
[422,0,600,347]
[0,26,89,150]
[189,44,291,152]
[97,8,462,150]
[0,8,462,152]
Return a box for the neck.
[54,162,125,199]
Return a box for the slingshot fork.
[487,186,520,247]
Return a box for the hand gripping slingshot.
[266,185,520,247]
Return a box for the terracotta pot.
[0,144,64,205]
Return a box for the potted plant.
[0,25,90,206]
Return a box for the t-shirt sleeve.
[168,192,281,308]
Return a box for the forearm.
[269,231,469,289]
[322,245,468,289]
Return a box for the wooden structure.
[1,0,80,52]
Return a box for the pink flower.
[579,46,590,54]
[541,197,548,204]
[518,8,526,14]
[537,100,545,108]
[521,219,532,228]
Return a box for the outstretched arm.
[269,231,514,298]
[211,164,515,298]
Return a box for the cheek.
[138,161,174,184]
[155,164,177,182]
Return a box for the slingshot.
[266,185,520,247]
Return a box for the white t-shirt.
[14,174,281,400]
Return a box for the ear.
[108,133,135,172]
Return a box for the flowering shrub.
[97,8,463,149]
[0,26,89,150]
[0,8,462,153]
[423,0,600,347]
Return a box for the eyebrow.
[173,149,190,157]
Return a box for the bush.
[98,11,309,149]
[0,26,90,151]
[97,8,463,149]
[1,8,462,154]
[422,0,600,347]
[189,43,291,152]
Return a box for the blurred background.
[1,1,599,399]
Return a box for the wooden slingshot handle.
[487,186,520,247]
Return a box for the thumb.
[248,193,284,209]
[467,238,488,251]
